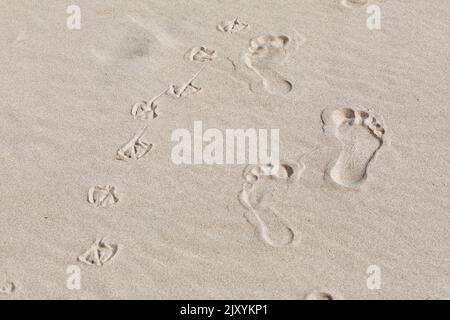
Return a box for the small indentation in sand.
[0,281,17,295]
[169,67,205,98]
[305,289,344,300]
[216,18,249,34]
[242,32,305,95]
[116,126,153,161]
[78,239,120,267]
[185,46,217,63]
[238,160,305,247]
[88,185,120,208]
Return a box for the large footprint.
[238,161,305,247]
[322,107,386,188]
[242,33,305,95]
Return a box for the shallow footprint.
[88,185,119,208]
[168,67,205,98]
[339,0,388,10]
[322,107,385,188]
[242,160,303,185]
[245,206,297,248]
[78,239,119,267]
[116,126,153,161]
[216,18,249,33]
[248,67,293,95]
[242,33,304,95]
[239,161,304,247]
[184,46,217,63]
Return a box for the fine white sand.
[0,0,449,299]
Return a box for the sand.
[0,0,449,300]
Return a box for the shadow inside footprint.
[322,107,385,188]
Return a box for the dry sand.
[0,0,449,299]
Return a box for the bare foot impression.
[131,88,167,120]
[184,46,217,63]
[216,18,249,33]
[169,67,205,98]
[242,32,305,95]
[322,107,386,188]
[305,289,344,300]
[238,161,305,247]
[116,126,153,161]
[88,185,120,208]
[78,239,119,267]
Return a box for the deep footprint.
[322,107,385,188]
